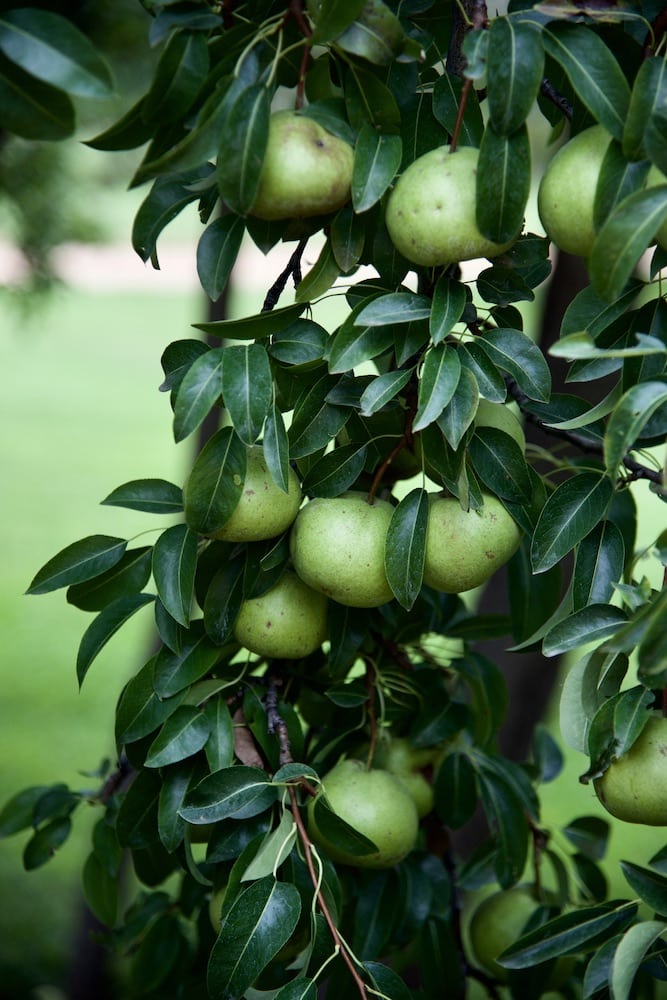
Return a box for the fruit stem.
[364,658,379,769]
[450,77,472,154]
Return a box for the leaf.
[221,343,273,445]
[531,472,614,574]
[145,706,211,768]
[475,762,529,888]
[562,816,610,861]
[542,604,628,658]
[327,302,396,373]
[301,444,367,498]
[477,328,551,402]
[203,555,246,646]
[610,921,667,1000]
[623,56,667,161]
[0,8,113,98]
[365,961,414,1000]
[352,124,402,212]
[573,520,625,611]
[132,165,214,264]
[115,657,185,746]
[385,488,428,610]
[460,341,507,402]
[67,547,153,612]
[294,240,341,303]
[311,0,366,43]
[486,16,544,135]
[142,30,208,125]
[604,381,667,479]
[101,479,183,515]
[268,319,328,367]
[27,535,128,595]
[330,202,365,272]
[432,71,484,148]
[152,524,197,628]
[0,786,49,838]
[542,23,630,141]
[437,367,479,450]
[173,347,224,443]
[207,877,301,998]
[309,794,378,857]
[183,427,247,537]
[430,276,467,345]
[240,809,297,881]
[153,626,225,698]
[204,697,235,773]
[435,752,478,829]
[594,142,650,230]
[589,186,667,301]
[195,302,307,341]
[180,766,278,824]
[355,292,432,327]
[216,83,270,216]
[197,214,245,301]
[0,53,73,139]
[468,426,533,502]
[263,399,291,494]
[621,862,667,918]
[360,369,413,417]
[288,375,348,458]
[77,594,154,688]
[23,817,72,871]
[413,344,461,433]
[477,123,531,244]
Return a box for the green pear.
[208,445,302,542]
[233,570,328,659]
[386,145,518,267]
[594,714,667,825]
[251,110,354,221]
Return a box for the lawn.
[1,259,665,996]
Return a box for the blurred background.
[1,2,666,997]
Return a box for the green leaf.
[360,368,413,417]
[477,123,530,244]
[352,124,402,212]
[153,626,225,698]
[195,302,307,341]
[275,981,317,1000]
[477,328,551,402]
[328,302,396,374]
[355,292,432,327]
[115,657,185,746]
[67,547,153,612]
[432,71,484,148]
[180,766,278,824]
[173,347,224,442]
[330,202,365,272]
[27,535,128,596]
[610,921,667,1000]
[152,524,197,628]
[430,276,467,345]
[0,52,73,139]
[116,769,161,850]
[197,214,245,302]
[240,809,297,881]
[475,761,529,888]
[203,555,246,645]
[207,877,301,998]
[204,696,235,773]
[0,8,113,98]
[365,961,414,1000]
[263,399,291,494]
[268,319,328,367]
[594,142,650,230]
[435,752,478,829]
[145,706,211,768]
[294,240,342,303]
[82,851,119,927]
[437,367,479,450]
[468,426,533,502]
[562,816,610,861]
[132,165,214,264]
[486,17,544,135]
[531,472,614,574]
[385,488,428,610]
[288,375,348,458]
[589,186,667,301]
[301,444,367,498]
[413,344,461,433]
[604,381,667,479]
[183,426,247,536]
[310,794,378,857]
[621,862,667,918]
[573,521,625,611]
[311,0,366,44]
[335,2,409,66]
[344,63,400,132]
[216,83,270,215]
[101,479,183,515]
[542,23,630,141]
[0,786,49,838]
[222,343,273,445]
[623,56,667,161]
[23,817,72,871]
[142,30,208,125]
[542,604,628,658]
[77,594,154,688]
[460,341,507,402]
[84,95,153,151]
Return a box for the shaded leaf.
[101,479,183,515]
[352,124,402,212]
[216,83,270,216]
[477,123,531,244]
[77,594,154,688]
[197,214,245,301]
[152,524,198,628]
[27,535,127,595]
[531,472,614,574]
[222,343,272,445]
[385,488,428,610]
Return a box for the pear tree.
[1,1,667,997]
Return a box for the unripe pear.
[386,145,518,267]
[594,714,667,825]
[233,570,328,659]
[210,446,301,542]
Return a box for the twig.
[364,659,378,768]
[540,78,573,122]
[262,238,308,311]
[368,377,419,503]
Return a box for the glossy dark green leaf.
[477,327,551,401]
[115,657,185,746]
[157,762,193,852]
[430,276,467,345]
[85,95,153,151]
[288,375,348,458]
[142,30,208,124]
[145,706,210,768]
[360,368,413,417]
[605,381,667,479]
[531,472,614,574]
[67,547,152,612]
[101,479,183,515]
[116,769,161,850]
[221,343,272,445]
[0,8,113,97]
[263,399,291,494]
[487,17,544,135]
[352,124,402,212]
[646,112,667,176]
[23,817,72,871]
[594,142,650,230]
[476,763,529,888]
[204,697,234,773]
[462,28,488,82]
[294,240,341,303]
[590,187,667,302]
[328,307,396,374]
[207,877,301,997]
[562,816,610,861]
[573,521,625,612]
[0,53,73,139]
[152,524,197,628]
[336,2,412,65]
[268,319,328,367]
[82,851,119,927]
[0,785,50,837]
[183,426,247,536]
[543,604,628,658]
[623,56,667,161]
[542,23,630,141]
[132,164,214,263]
[344,63,400,133]
[477,123,531,244]
[385,488,428,610]
[27,535,128,595]
[355,292,431,327]
[203,555,246,645]
[195,301,307,341]
[77,594,154,688]
[302,443,367,498]
[310,0,366,44]
[621,862,667,918]
[432,71,484,148]
[330,202,365,272]
[468,426,533,502]
[560,281,642,340]
[500,902,638,968]
[365,961,413,1000]
[611,921,667,1000]
[216,83,270,215]
[435,752,477,829]
[413,344,461,433]
[437,366,479,450]
[197,214,245,302]
[460,340,507,402]
[160,338,209,396]
[180,766,278,824]
[310,794,378,857]
[172,347,222,442]
[153,626,224,698]
[275,980,317,1000]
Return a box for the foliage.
[1,0,667,997]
